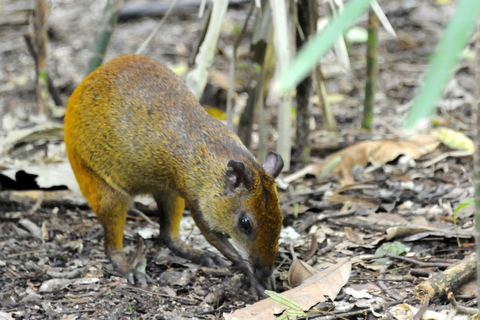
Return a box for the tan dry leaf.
[288,259,317,287]
[344,227,364,244]
[224,259,351,320]
[312,134,440,185]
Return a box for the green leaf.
[318,156,342,180]
[265,290,304,312]
[374,241,410,264]
[453,198,474,246]
[278,0,373,92]
[403,0,480,132]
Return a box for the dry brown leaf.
[224,259,351,320]
[344,227,364,244]
[288,259,316,287]
[312,134,440,185]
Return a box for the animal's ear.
[226,160,248,191]
[262,152,284,178]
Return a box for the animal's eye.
[239,216,252,235]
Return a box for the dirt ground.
[0,0,477,319]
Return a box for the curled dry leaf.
[288,259,316,287]
[224,258,351,320]
[312,134,440,185]
[18,219,43,239]
[38,278,74,293]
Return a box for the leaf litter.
[0,0,476,319]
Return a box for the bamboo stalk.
[269,0,292,171]
[474,20,480,316]
[361,9,378,129]
[88,0,124,74]
[33,0,49,115]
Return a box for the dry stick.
[365,253,454,269]
[377,261,404,301]
[414,253,476,304]
[33,0,49,115]
[128,207,157,226]
[119,0,251,21]
[135,0,178,55]
[88,0,124,74]
[226,0,255,130]
[314,65,337,132]
[447,292,478,315]
[298,301,400,320]
[237,46,267,147]
[189,4,212,66]
[361,9,378,129]
[23,34,63,106]
[293,0,314,164]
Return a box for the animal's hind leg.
[69,155,151,285]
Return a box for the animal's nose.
[254,265,275,290]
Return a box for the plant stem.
[362,9,378,129]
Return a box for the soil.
[0,0,476,319]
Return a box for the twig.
[377,261,404,301]
[314,65,337,132]
[135,0,179,55]
[129,207,157,226]
[420,150,473,168]
[226,0,255,129]
[447,292,477,314]
[383,253,453,269]
[24,34,63,106]
[293,0,315,164]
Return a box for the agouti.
[64,54,284,293]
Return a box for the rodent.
[64,54,284,293]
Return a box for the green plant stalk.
[453,198,473,247]
[361,10,378,129]
[279,0,373,92]
[88,0,124,74]
[403,0,480,132]
[38,71,49,101]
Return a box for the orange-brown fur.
[64,54,283,290]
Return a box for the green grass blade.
[277,0,373,92]
[403,0,480,133]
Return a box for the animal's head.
[207,151,284,289]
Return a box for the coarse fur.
[64,54,284,292]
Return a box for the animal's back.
[64,54,253,196]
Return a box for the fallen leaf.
[437,127,474,152]
[344,287,372,299]
[312,134,440,185]
[224,259,351,320]
[344,227,364,244]
[0,312,14,320]
[288,259,316,287]
[389,303,470,320]
[374,241,410,264]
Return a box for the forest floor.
[0,0,477,319]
